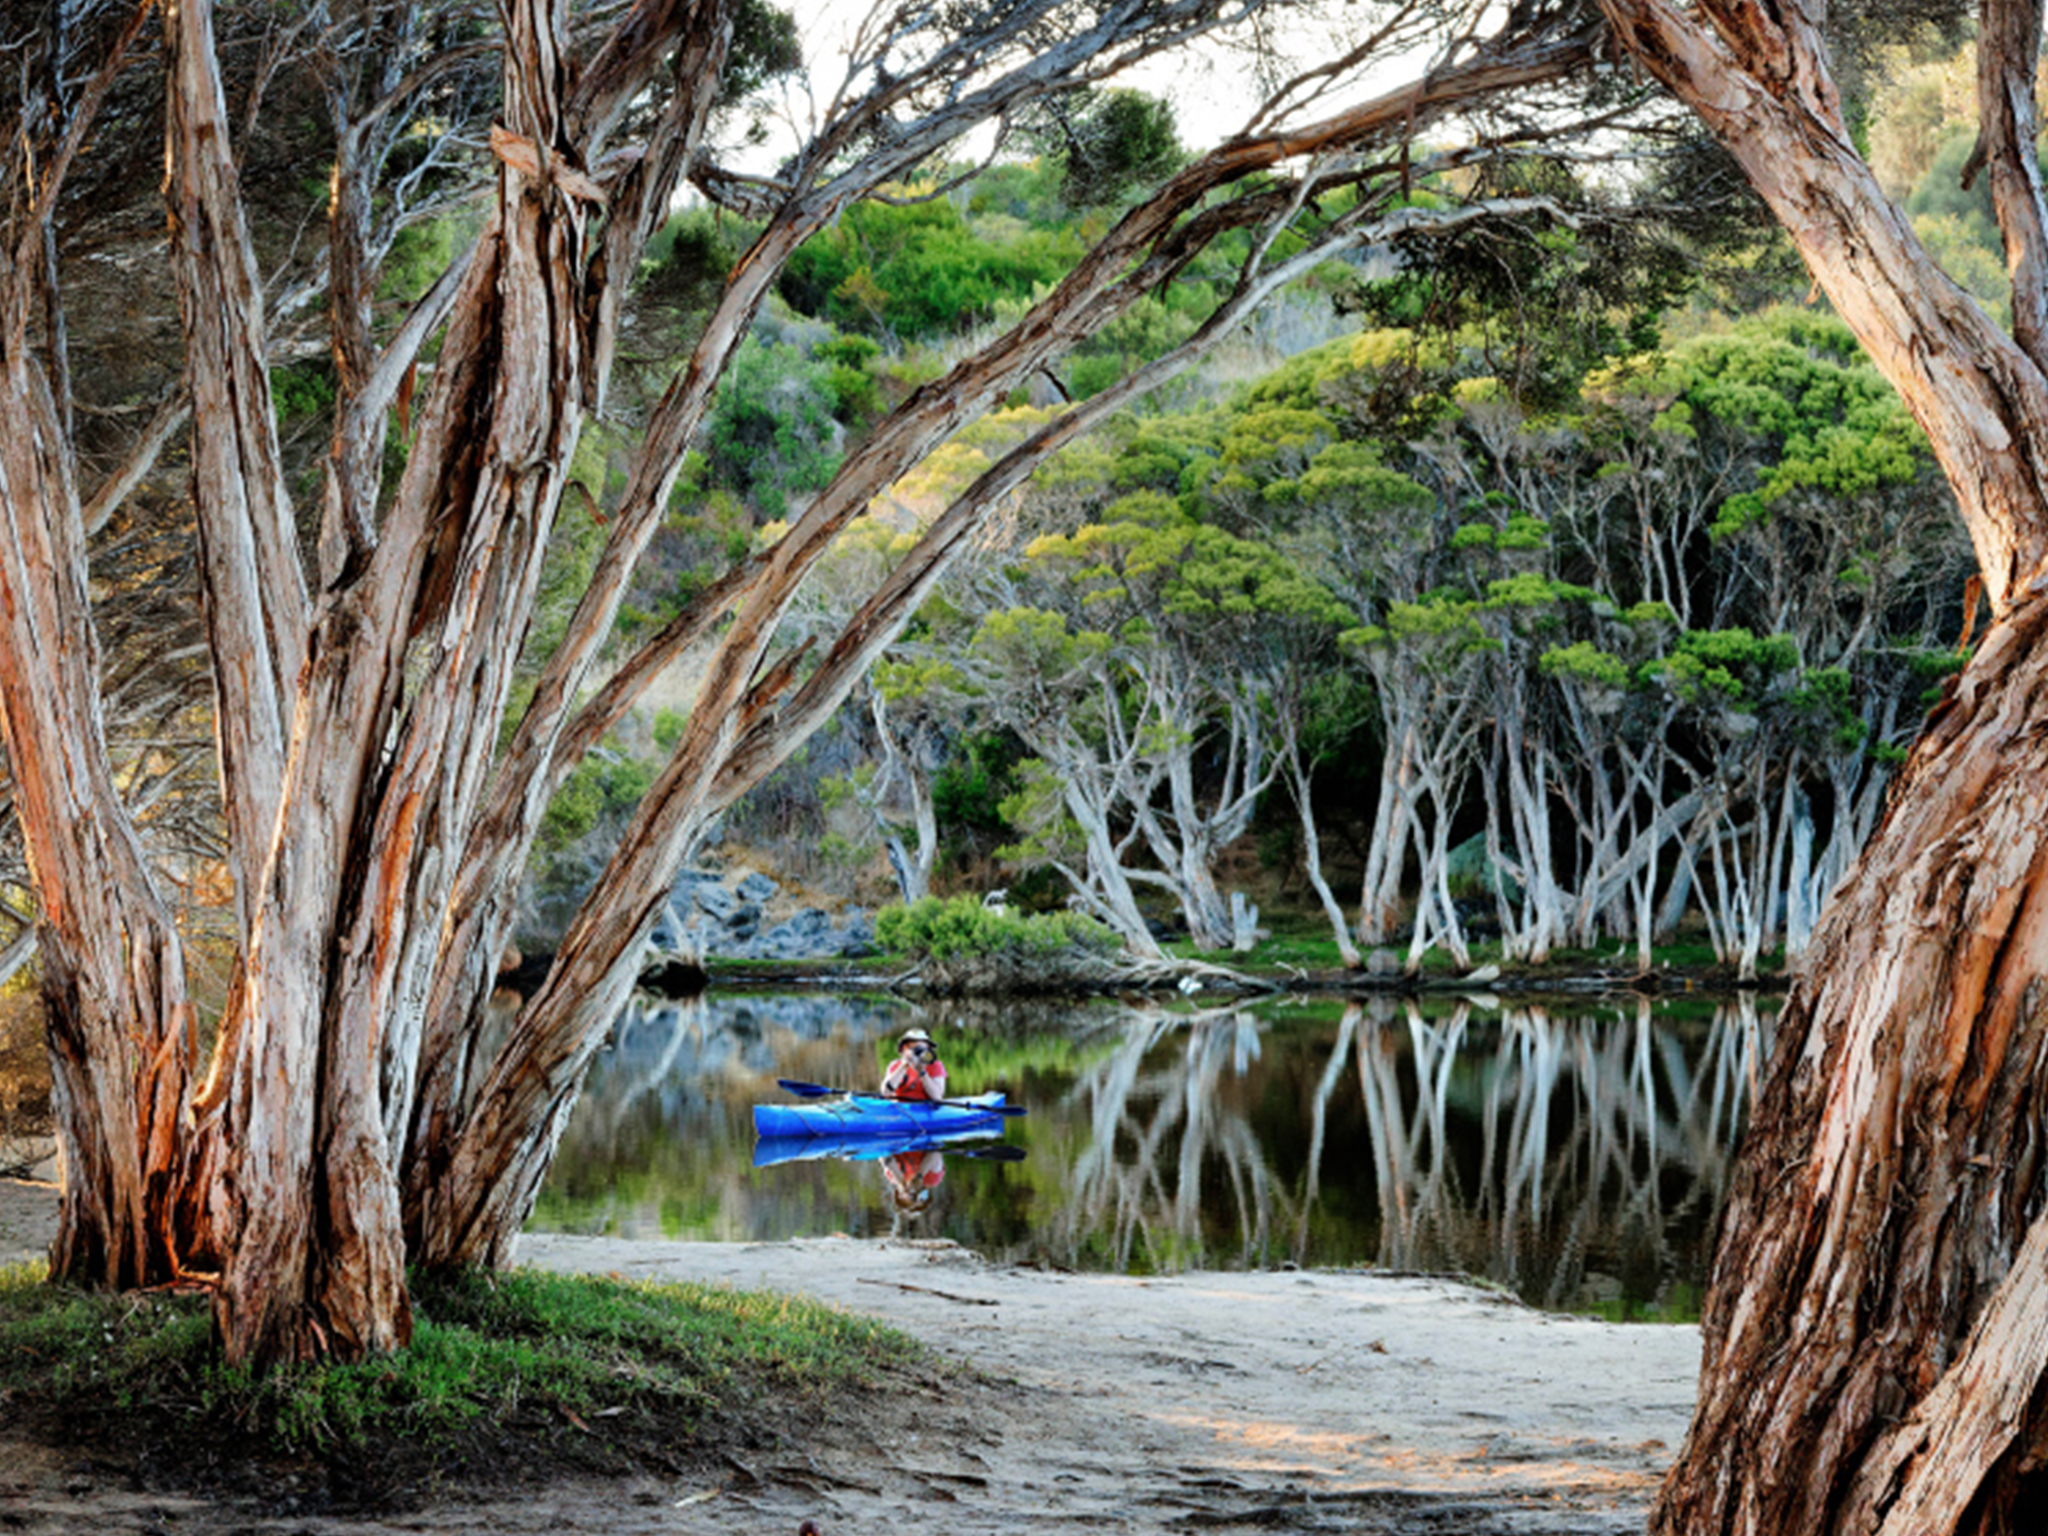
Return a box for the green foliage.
[271,360,337,427]
[874,895,1116,962]
[377,215,466,307]
[539,752,655,853]
[1239,327,1447,428]
[1663,313,1927,532]
[1051,89,1185,208]
[1645,628,1799,706]
[990,279,1219,402]
[1060,353,1120,400]
[1910,210,2010,322]
[993,757,1086,866]
[725,0,803,98]
[1334,156,1698,410]
[0,1264,906,1455]
[703,337,843,517]
[779,192,1082,338]
[1864,43,1973,196]
[970,606,1111,680]
[1784,664,1869,750]
[1347,596,1489,656]
[929,730,1025,835]
[652,707,687,753]
[641,207,750,318]
[1541,640,1631,690]
[1023,494,1348,627]
[1903,131,1996,243]
[1483,573,1594,612]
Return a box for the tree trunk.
[0,328,192,1291]
[1283,751,1361,968]
[1359,709,1417,946]
[1655,589,2048,1534]
[1587,0,2048,1509]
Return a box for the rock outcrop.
[650,867,876,965]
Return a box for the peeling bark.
[1606,0,2048,1517]
[0,280,191,1292]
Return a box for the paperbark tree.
[8,0,1612,1366]
[1597,0,2048,1522]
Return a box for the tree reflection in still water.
[1061,1006,1281,1272]
[537,990,1765,1312]
[1047,996,1767,1314]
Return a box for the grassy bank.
[0,1260,919,1511]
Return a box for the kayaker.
[881,1027,948,1101]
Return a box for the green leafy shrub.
[875,895,1119,994]
[539,753,655,854]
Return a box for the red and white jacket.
[881,1055,948,1101]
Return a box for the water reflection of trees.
[1061,1007,1279,1272]
[1047,996,1767,1311]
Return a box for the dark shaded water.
[532,991,1768,1319]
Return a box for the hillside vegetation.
[490,70,1992,983]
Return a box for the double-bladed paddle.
[775,1077,1029,1116]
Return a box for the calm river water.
[532,990,1769,1319]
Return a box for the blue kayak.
[751,1091,1008,1139]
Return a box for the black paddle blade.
[960,1143,1028,1162]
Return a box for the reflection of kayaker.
[882,1147,945,1214]
[881,1026,947,1100]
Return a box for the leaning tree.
[2,0,1617,1366]
[1551,0,2048,1518]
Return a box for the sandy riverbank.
[2,1178,1696,1533]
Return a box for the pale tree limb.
[82,387,189,539]
[164,0,307,934]
[1964,0,2048,374]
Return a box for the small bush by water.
[876,894,1119,993]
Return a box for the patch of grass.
[1236,933,1352,970]
[1573,1282,1706,1325]
[0,1263,919,1509]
